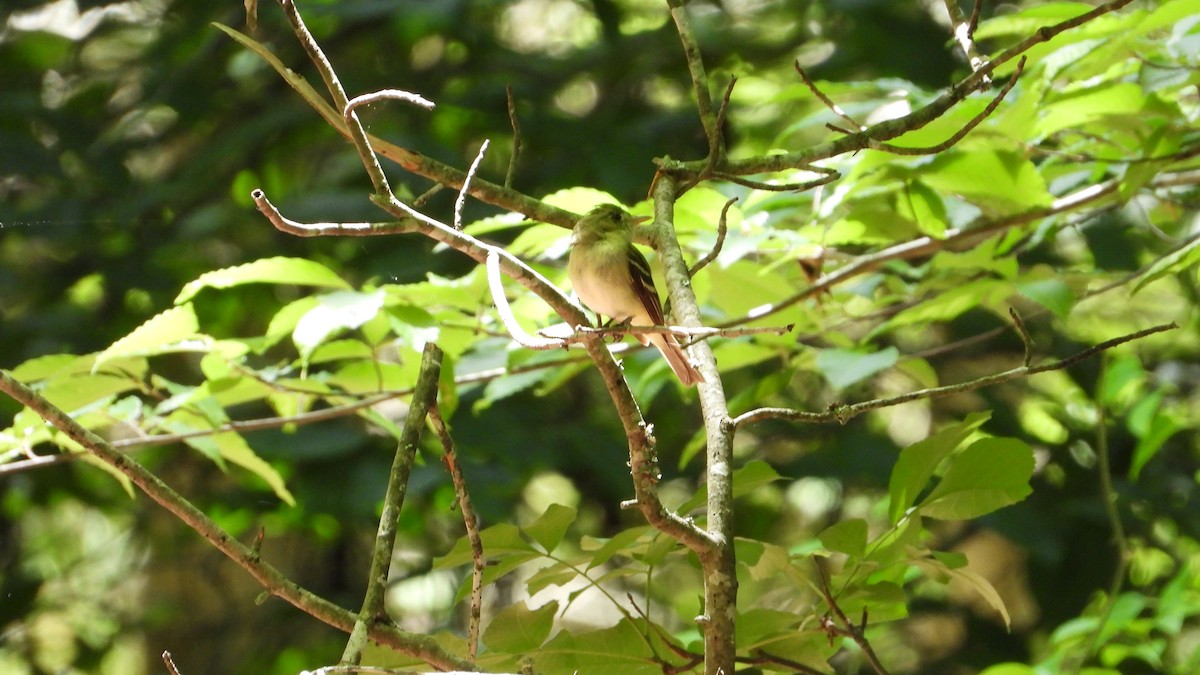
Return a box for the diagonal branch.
[0,367,475,672]
[342,344,444,666]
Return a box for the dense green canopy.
[2,1,1198,674]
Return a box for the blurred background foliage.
[1,0,1198,673]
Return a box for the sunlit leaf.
[175,256,350,304]
[918,437,1034,520]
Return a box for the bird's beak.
[631,215,651,225]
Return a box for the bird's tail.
[648,332,705,387]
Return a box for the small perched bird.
[568,204,705,386]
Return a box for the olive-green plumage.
[568,204,705,386]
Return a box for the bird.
[567,204,705,387]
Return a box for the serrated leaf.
[175,256,350,304]
[919,437,1034,520]
[94,305,202,368]
[482,601,557,653]
[187,432,295,506]
[524,503,576,553]
[816,346,898,389]
[293,289,386,359]
[888,412,992,524]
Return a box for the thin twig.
[667,0,720,162]
[689,198,736,277]
[486,250,569,350]
[279,0,394,201]
[561,322,793,343]
[967,0,983,38]
[943,0,991,82]
[732,322,1178,429]
[1009,307,1033,367]
[815,560,891,675]
[342,344,444,666]
[872,57,1024,155]
[711,166,839,192]
[726,177,1123,327]
[794,61,863,131]
[455,139,489,230]
[344,89,435,116]
[504,84,522,189]
[430,405,483,662]
[1072,390,1131,673]
[162,651,183,675]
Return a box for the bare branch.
[0,367,475,671]
[344,89,435,116]
[689,197,736,277]
[731,322,1178,429]
[455,139,489,230]
[872,57,1024,156]
[342,344,444,667]
[815,560,891,675]
[943,0,991,83]
[504,84,523,189]
[1009,307,1034,367]
[794,61,863,131]
[431,405,483,662]
[162,651,183,675]
[279,0,394,201]
[667,0,721,168]
[487,250,571,350]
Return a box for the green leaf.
[187,432,295,506]
[920,150,1053,214]
[1131,237,1200,295]
[535,619,668,675]
[818,518,868,558]
[523,503,576,553]
[899,181,948,237]
[175,256,350,304]
[435,522,535,569]
[583,526,653,570]
[815,346,898,389]
[916,554,1013,629]
[293,289,386,359]
[880,279,1011,332]
[918,437,1034,520]
[677,460,783,513]
[482,600,557,653]
[736,608,800,646]
[94,304,202,368]
[1018,277,1076,319]
[888,412,992,523]
[1130,408,1182,480]
[1035,83,1146,138]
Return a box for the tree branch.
[0,367,475,672]
[342,344,444,666]
[731,322,1178,429]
